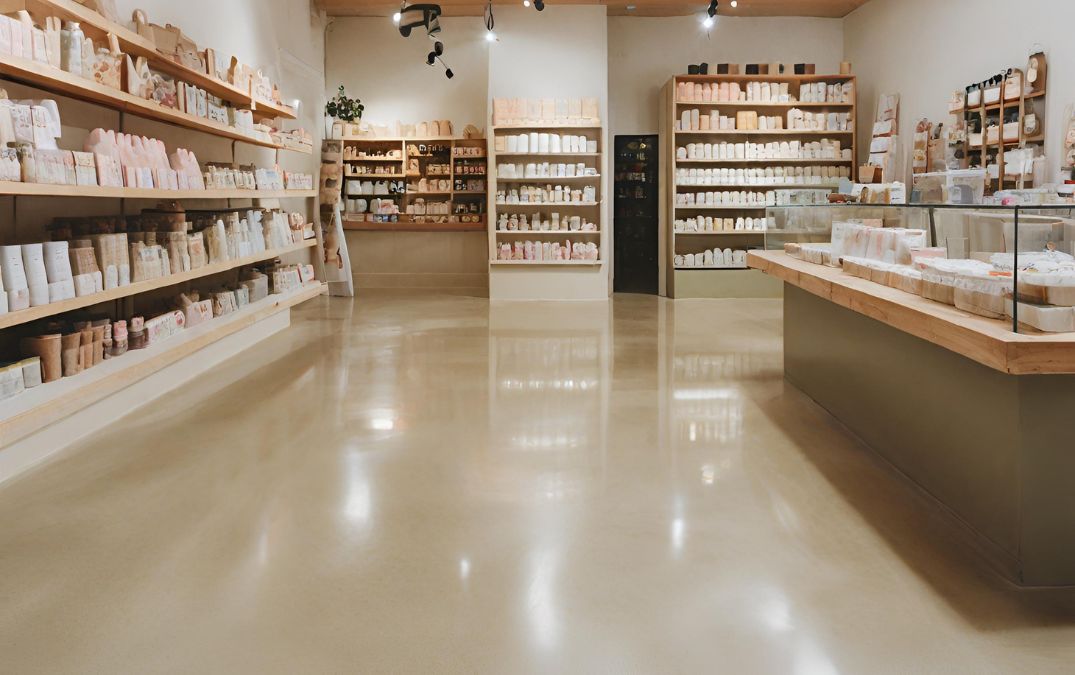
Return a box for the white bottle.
[61,21,83,75]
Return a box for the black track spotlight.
[397,3,443,38]
[534,0,545,9]
[707,0,718,17]
[445,68,454,79]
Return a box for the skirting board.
[0,309,290,486]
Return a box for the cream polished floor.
[2,294,1075,673]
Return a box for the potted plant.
[325,86,364,139]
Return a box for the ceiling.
[317,0,874,18]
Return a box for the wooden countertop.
[748,250,1075,375]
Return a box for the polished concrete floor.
[2,294,1075,673]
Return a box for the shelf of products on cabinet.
[675,100,853,108]
[495,229,601,235]
[674,230,765,236]
[344,158,404,163]
[0,183,317,199]
[0,239,316,331]
[675,266,750,271]
[491,124,601,130]
[496,175,601,182]
[676,158,853,164]
[954,90,1046,114]
[339,136,454,143]
[1,282,324,448]
[676,129,854,136]
[343,218,486,232]
[676,182,840,189]
[11,0,296,122]
[495,152,601,158]
[968,136,1045,149]
[490,259,604,266]
[0,54,308,153]
[495,201,601,207]
[675,205,767,211]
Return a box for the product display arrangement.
[0,2,308,152]
[663,70,857,298]
[489,99,604,267]
[941,52,1048,192]
[773,207,1075,334]
[336,131,487,231]
[0,1,321,450]
[4,260,316,402]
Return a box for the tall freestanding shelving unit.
[661,72,857,298]
[0,0,322,459]
[488,123,609,300]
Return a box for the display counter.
[750,249,1075,587]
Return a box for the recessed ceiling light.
[731,0,738,7]
[392,11,401,23]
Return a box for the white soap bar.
[27,283,48,307]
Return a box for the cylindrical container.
[21,334,62,383]
[61,21,83,74]
[60,332,82,377]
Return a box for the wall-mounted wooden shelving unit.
[0,0,321,454]
[951,74,1047,193]
[485,117,609,300]
[339,136,487,232]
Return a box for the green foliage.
[325,86,364,122]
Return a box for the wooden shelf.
[675,266,750,271]
[492,124,601,130]
[676,158,853,164]
[495,201,600,207]
[23,0,296,122]
[339,136,454,142]
[0,282,325,448]
[0,239,316,331]
[675,205,767,211]
[344,174,406,179]
[0,182,316,199]
[495,152,600,158]
[676,129,854,136]
[344,158,404,162]
[343,219,485,232]
[676,100,853,108]
[675,230,766,235]
[676,74,855,84]
[956,90,1046,114]
[676,183,839,189]
[490,259,604,266]
[496,175,601,182]
[748,250,1075,375]
[0,53,305,152]
[495,229,602,235]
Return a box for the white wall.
[845,0,1073,183]
[608,15,845,137]
[324,16,491,296]
[487,5,611,299]
[325,16,489,134]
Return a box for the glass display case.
[764,203,1075,334]
[614,135,659,294]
